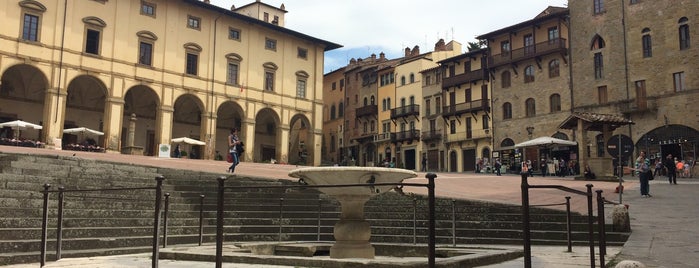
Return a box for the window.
[524,65,535,83]
[642,28,652,58]
[630,0,639,4]
[594,0,605,15]
[22,14,40,41]
[330,134,335,153]
[673,72,686,92]
[465,88,472,102]
[550,94,561,112]
[450,120,456,134]
[363,122,368,133]
[679,17,690,50]
[139,41,153,66]
[370,96,375,105]
[296,71,308,98]
[382,99,386,111]
[409,73,415,83]
[363,97,368,106]
[141,1,156,17]
[425,99,431,116]
[524,34,534,55]
[264,71,275,91]
[549,60,560,78]
[228,28,241,41]
[598,86,608,104]
[525,98,536,117]
[330,105,336,120]
[503,102,512,120]
[635,80,647,109]
[435,97,441,114]
[400,76,406,85]
[187,15,200,30]
[265,38,277,51]
[85,29,101,55]
[466,118,472,139]
[387,97,391,109]
[594,52,604,79]
[338,102,344,116]
[548,26,559,41]
[227,62,239,85]
[297,47,307,59]
[500,41,510,55]
[186,53,198,75]
[501,71,511,88]
[482,114,489,129]
[263,12,269,22]
[591,35,606,49]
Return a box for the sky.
[209,0,569,73]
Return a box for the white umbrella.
[0,120,43,130]
[515,136,577,148]
[63,127,104,137]
[171,137,206,145]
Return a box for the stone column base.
[330,241,375,259]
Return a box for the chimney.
[434,39,446,51]
[412,45,420,56]
[371,53,376,61]
[203,0,210,3]
[379,52,385,60]
[405,47,411,57]
[350,58,356,65]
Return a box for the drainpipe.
[209,15,221,159]
[54,0,68,124]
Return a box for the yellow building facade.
[0,0,340,164]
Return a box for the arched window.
[370,95,375,105]
[501,138,515,147]
[679,17,690,50]
[382,99,387,111]
[387,97,392,109]
[642,28,652,58]
[338,102,344,117]
[409,73,415,83]
[330,104,336,120]
[524,65,535,83]
[549,94,561,112]
[502,102,512,120]
[501,71,511,88]
[401,76,406,85]
[548,59,560,78]
[596,134,605,157]
[591,34,606,50]
[363,97,368,106]
[525,98,536,117]
[552,131,568,140]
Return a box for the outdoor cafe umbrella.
[514,136,578,163]
[63,127,104,137]
[171,137,206,145]
[0,120,43,139]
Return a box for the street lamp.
[526,126,534,139]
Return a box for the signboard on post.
[607,135,634,159]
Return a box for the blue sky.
[210,0,569,73]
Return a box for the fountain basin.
[288,167,417,259]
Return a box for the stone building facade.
[0,0,340,165]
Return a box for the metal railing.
[39,176,165,268]
[214,173,439,268]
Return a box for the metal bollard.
[565,196,572,252]
[451,199,456,247]
[596,190,607,268]
[317,198,322,241]
[56,187,65,260]
[586,184,596,268]
[40,184,51,267]
[163,193,170,248]
[278,197,284,242]
[215,177,227,268]
[152,176,165,268]
[199,195,205,246]
[412,197,417,245]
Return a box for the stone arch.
[171,93,206,158]
[123,85,160,155]
[215,100,245,160]
[64,75,108,146]
[255,108,281,162]
[0,63,49,141]
[289,113,313,165]
[637,124,699,161]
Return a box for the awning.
[515,136,577,148]
[171,137,206,145]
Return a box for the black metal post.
[413,197,417,245]
[278,197,284,242]
[152,176,164,268]
[56,187,65,260]
[596,190,607,268]
[215,176,227,268]
[40,183,51,267]
[426,173,437,268]
[317,198,322,241]
[565,196,572,253]
[586,184,596,268]
[521,172,532,268]
[199,194,205,246]
[163,193,170,248]
[451,199,456,247]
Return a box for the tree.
[467,40,486,51]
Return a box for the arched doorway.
[123,86,159,155]
[255,108,280,163]
[639,125,698,163]
[216,101,244,161]
[65,75,107,148]
[0,64,48,141]
[449,150,457,172]
[289,113,312,165]
[172,94,205,159]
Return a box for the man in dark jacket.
[664,154,677,184]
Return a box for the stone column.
[41,87,67,149]
[199,113,215,160]
[279,124,290,163]
[330,195,374,259]
[312,129,322,166]
[242,120,255,162]
[102,97,125,152]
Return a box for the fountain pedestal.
[288,167,417,259]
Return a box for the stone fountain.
[288,166,417,259]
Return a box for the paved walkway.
[2,145,698,267]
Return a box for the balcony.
[421,130,443,142]
[390,104,420,119]
[488,38,567,68]
[444,129,491,143]
[442,70,487,89]
[355,104,378,118]
[391,129,420,143]
[619,99,657,115]
[374,132,393,142]
[351,130,378,143]
[442,99,490,117]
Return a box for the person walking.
[635,150,652,197]
[227,128,241,173]
[494,159,502,176]
[421,155,427,172]
[664,154,677,184]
